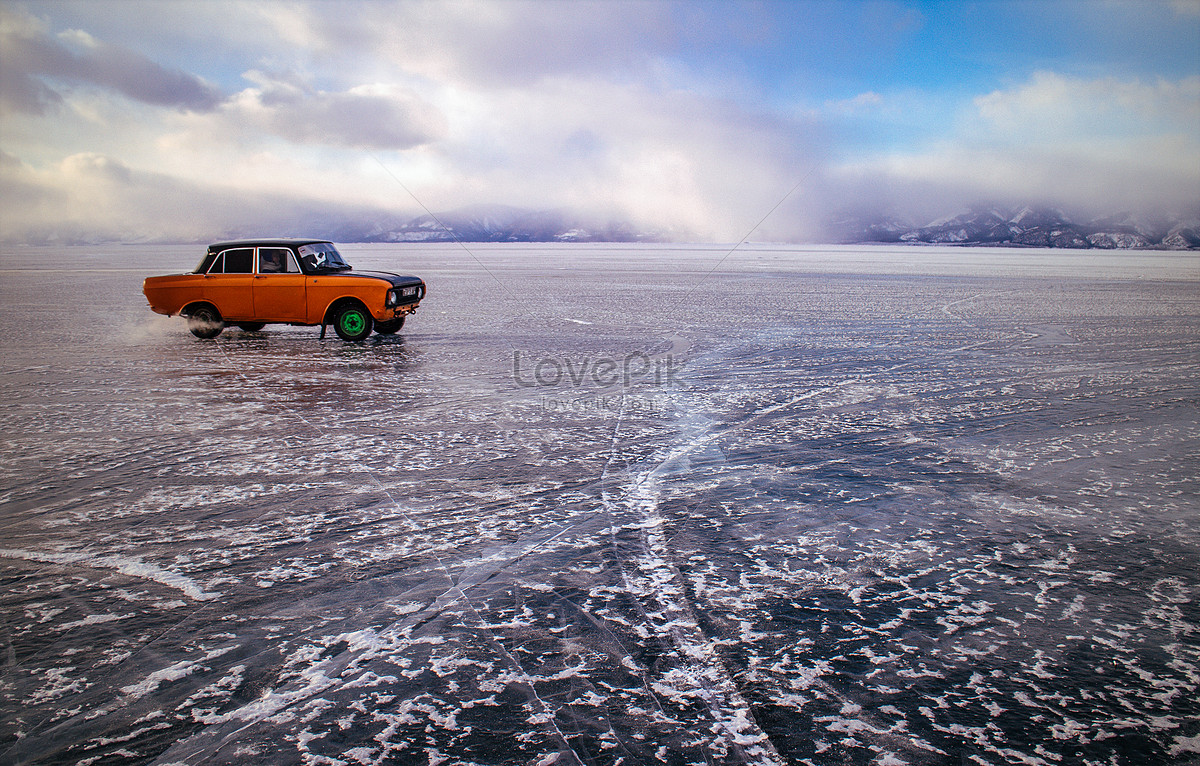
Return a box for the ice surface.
[1,243,1198,764]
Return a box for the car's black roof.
[208,238,333,251]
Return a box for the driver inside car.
[260,250,286,273]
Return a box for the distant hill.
[18,203,1199,248]
[361,204,671,244]
[830,206,1200,250]
[363,203,1199,249]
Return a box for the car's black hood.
[320,270,424,287]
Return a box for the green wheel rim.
[340,311,366,335]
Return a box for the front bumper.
[372,280,424,322]
[374,302,420,322]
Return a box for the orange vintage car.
[143,239,425,340]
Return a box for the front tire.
[374,316,405,335]
[332,303,373,341]
[187,306,224,339]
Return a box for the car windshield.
[195,251,215,274]
[298,243,352,272]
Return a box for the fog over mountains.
[17,203,1200,249]
[358,205,674,244]
[349,203,1199,249]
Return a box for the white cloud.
[5,2,814,242]
[972,71,1200,142]
[0,151,400,243]
[221,72,447,150]
[401,76,824,240]
[253,0,679,87]
[830,72,1200,220]
[1,62,825,243]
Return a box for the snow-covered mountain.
[20,203,1196,248]
[362,203,1199,248]
[833,206,1199,249]
[366,204,668,243]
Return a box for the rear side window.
[221,249,254,274]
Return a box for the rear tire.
[187,306,224,339]
[374,316,405,335]
[236,322,265,332]
[332,303,373,341]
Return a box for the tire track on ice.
[603,316,1024,762]
[595,371,785,765]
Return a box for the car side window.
[206,253,224,273]
[258,248,292,274]
[223,249,254,274]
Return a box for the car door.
[202,248,255,320]
[253,248,307,322]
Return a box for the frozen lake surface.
[1,243,1198,765]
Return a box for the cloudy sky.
[2,0,1198,243]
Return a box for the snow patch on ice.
[0,548,220,601]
